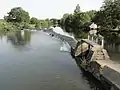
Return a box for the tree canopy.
[5,7,30,23]
[92,0,120,43]
[30,17,39,24]
[74,4,81,13]
[59,4,96,38]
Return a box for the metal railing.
[88,34,104,48]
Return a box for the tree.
[45,18,50,27]
[40,20,48,28]
[30,17,39,24]
[64,14,73,32]
[50,18,58,27]
[59,13,69,26]
[59,4,96,38]
[92,0,120,43]
[5,7,30,23]
[86,10,97,20]
[35,23,41,29]
[74,4,81,13]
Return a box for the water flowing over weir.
[53,27,75,40]
[49,27,74,52]
[60,42,71,52]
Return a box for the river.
[0,30,104,90]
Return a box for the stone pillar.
[91,35,94,41]
[101,37,104,48]
[88,34,90,40]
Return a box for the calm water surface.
[0,30,102,90]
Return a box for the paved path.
[97,60,120,89]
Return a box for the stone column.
[96,37,98,44]
[91,35,94,41]
[101,37,104,48]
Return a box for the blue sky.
[0,0,103,19]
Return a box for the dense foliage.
[30,17,39,24]
[60,0,120,42]
[0,20,16,32]
[5,7,30,23]
[3,7,30,30]
[2,7,57,31]
[93,0,120,43]
[59,4,96,38]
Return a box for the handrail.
[88,34,104,48]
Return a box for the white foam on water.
[60,42,71,52]
[53,27,75,39]
[52,27,76,52]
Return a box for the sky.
[0,0,103,19]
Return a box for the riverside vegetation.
[59,0,120,46]
[0,7,58,33]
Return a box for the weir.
[44,29,120,90]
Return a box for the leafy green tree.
[45,18,50,27]
[5,7,30,23]
[4,7,30,30]
[35,23,41,29]
[86,10,97,20]
[93,0,120,29]
[30,17,39,24]
[59,4,96,38]
[59,13,69,26]
[92,0,120,43]
[64,14,73,32]
[0,20,15,32]
[74,4,81,13]
[41,20,48,28]
[50,18,58,27]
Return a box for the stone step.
[96,56,105,60]
[95,51,105,60]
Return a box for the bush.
[35,23,40,29]
[0,20,16,32]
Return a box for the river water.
[0,30,104,90]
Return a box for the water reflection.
[7,30,31,46]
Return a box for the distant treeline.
[0,7,59,32]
